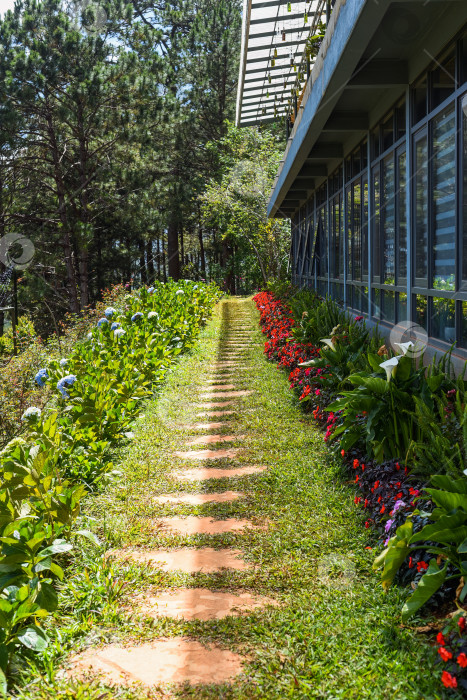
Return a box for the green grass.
[12,298,447,699]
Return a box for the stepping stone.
[200,391,253,399]
[182,422,231,430]
[69,639,244,686]
[214,360,241,369]
[133,588,276,621]
[108,547,251,572]
[197,401,235,409]
[185,434,243,446]
[156,516,259,535]
[154,491,243,504]
[196,410,236,418]
[175,465,267,481]
[173,448,240,460]
[201,383,236,390]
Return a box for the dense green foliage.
[0,280,220,688]
[199,124,289,288]
[0,0,243,334]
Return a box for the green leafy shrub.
[374,474,467,621]
[0,280,221,687]
[328,351,452,462]
[290,296,351,346]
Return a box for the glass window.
[371,127,380,160]
[382,154,395,284]
[373,288,381,320]
[413,76,427,125]
[462,94,467,284]
[383,290,395,324]
[415,294,427,330]
[395,99,406,141]
[362,179,368,279]
[461,301,467,347]
[397,151,407,284]
[347,187,352,278]
[331,193,343,279]
[353,181,362,281]
[414,133,428,285]
[352,148,361,178]
[382,113,394,153]
[372,167,381,283]
[432,297,456,343]
[432,105,456,291]
[431,49,456,110]
[397,292,407,322]
[361,286,369,314]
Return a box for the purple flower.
[393,500,406,514]
[57,374,77,398]
[384,519,394,533]
[384,537,390,546]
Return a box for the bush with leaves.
[0,280,221,688]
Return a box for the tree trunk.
[147,239,155,281]
[45,99,80,313]
[198,223,206,277]
[167,219,180,280]
[139,238,147,284]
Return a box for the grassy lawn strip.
[16,298,442,700]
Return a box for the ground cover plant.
[254,287,467,694]
[0,280,220,692]
[8,297,447,699]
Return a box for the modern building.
[237,0,467,355]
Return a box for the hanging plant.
[287,2,291,12]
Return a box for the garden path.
[70,299,275,689]
[60,297,441,700]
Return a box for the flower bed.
[254,288,467,693]
[0,280,221,690]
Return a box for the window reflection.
[432,106,456,290]
[415,135,428,285]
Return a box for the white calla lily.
[298,359,316,367]
[321,338,336,351]
[394,341,414,356]
[331,325,340,335]
[379,356,400,382]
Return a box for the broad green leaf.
[17,625,49,651]
[37,540,73,559]
[410,511,467,544]
[430,475,467,494]
[425,488,467,512]
[74,530,101,546]
[401,560,448,621]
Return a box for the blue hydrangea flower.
[147,287,154,294]
[59,358,68,368]
[114,328,126,338]
[35,368,48,387]
[105,307,116,318]
[21,406,42,421]
[131,312,143,322]
[176,290,184,295]
[97,317,109,327]
[147,311,158,319]
[57,374,77,398]
[111,322,120,331]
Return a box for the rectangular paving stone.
[200,391,253,399]
[154,491,243,504]
[185,434,243,446]
[155,516,258,535]
[175,465,267,481]
[133,588,275,621]
[108,547,251,572]
[173,448,240,460]
[197,401,235,409]
[69,639,244,686]
[182,422,232,430]
[201,383,236,390]
[196,410,236,418]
